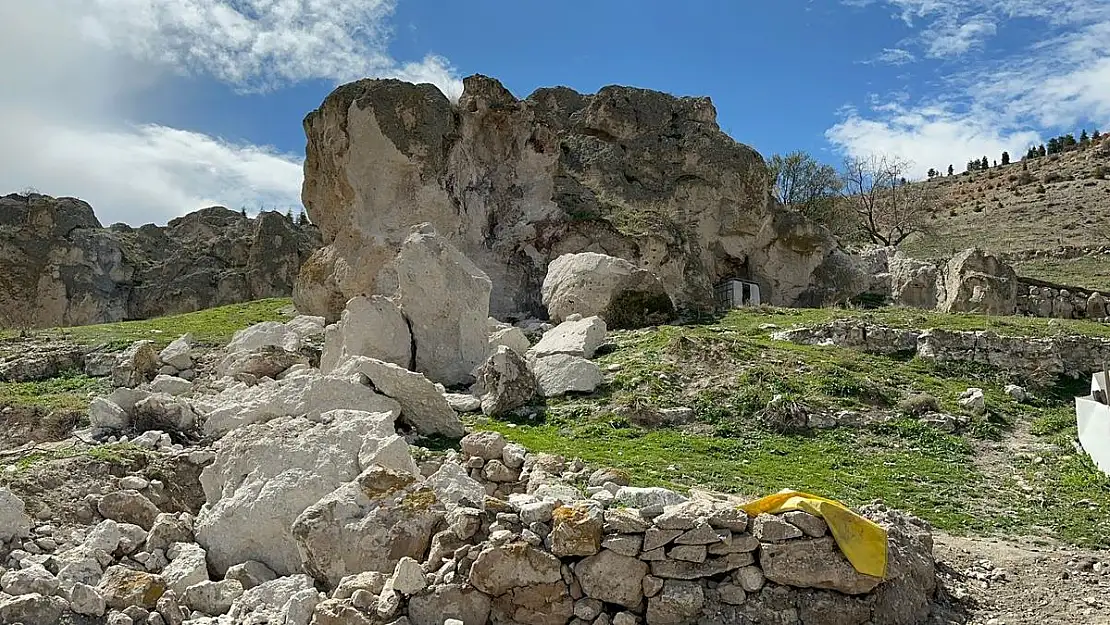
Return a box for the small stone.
[674,523,728,545]
[69,582,107,616]
[732,566,766,592]
[502,443,527,469]
[602,534,642,557]
[783,511,828,538]
[751,514,802,542]
[642,575,664,598]
[120,476,150,491]
[643,528,683,552]
[224,560,277,591]
[574,597,604,620]
[668,545,707,563]
[717,583,747,605]
[613,612,637,625]
[390,557,427,595]
[460,431,507,461]
[351,589,375,609]
[182,579,243,616]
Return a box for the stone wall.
[774,319,1110,382]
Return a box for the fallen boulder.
[542,252,675,328]
[320,295,413,372]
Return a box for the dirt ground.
[933,533,1110,625]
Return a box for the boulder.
[112,340,159,388]
[0,487,32,542]
[146,513,195,553]
[528,316,607,359]
[333,356,464,438]
[291,465,442,589]
[224,321,303,355]
[387,224,493,386]
[646,579,704,625]
[470,346,538,416]
[531,353,602,397]
[1,565,59,596]
[69,583,107,616]
[149,374,192,396]
[183,579,244,615]
[758,536,883,595]
[226,561,278,591]
[468,542,564,596]
[488,325,531,357]
[97,565,167,609]
[198,370,401,438]
[226,574,321,625]
[936,248,1018,315]
[958,388,987,414]
[194,410,409,576]
[550,503,603,557]
[576,550,648,608]
[133,393,198,433]
[407,583,492,625]
[217,345,309,379]
[162,542,210,596]
[294,76,855,322]
[159,335,194,370]
[97,490,161,530]
[887,252,938,309]
[0,593,66,625]
[1088,292,1107,319]
[320,295,413,372]
[541,252,675,328]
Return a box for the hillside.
[3,298,1110,623]
[900,136,1110,290]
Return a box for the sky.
[2,0,1108,226]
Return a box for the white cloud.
[0,0,463,225]
[868,48,917,65]
[829,0,1110,178]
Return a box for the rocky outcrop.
[295,74,862,321]
[937,249,1018,315]
[0,193,321,329]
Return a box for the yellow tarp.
[740,489,888,579]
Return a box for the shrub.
[1093,165,1109,180]
[1043,172,1065,184]
[1018,171,1034,185]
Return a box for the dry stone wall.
[774,319,1110,382]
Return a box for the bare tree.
[768,151,842,225]
[840,155,936,246]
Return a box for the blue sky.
[2,0,1108,225]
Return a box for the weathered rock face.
[937,248,1018,315]
[0,193,321,329]
[295,75,860,321]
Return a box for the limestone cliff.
[295,74,861,320]
[0,193,321,329]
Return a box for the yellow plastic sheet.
[740,489,888,579]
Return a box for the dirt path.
[933,533,1110,624]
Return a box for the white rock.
[134,394,198,432]
[488,326,531,357]
[149,375,192,396]
[285,315,326,340]
[332,356,464,438]
[528,316,607,359]
[226,561,277,591]
[225,574,320,625]
[1,565,59,596]
[541,252,674,327]
[194,410,408,577]
[958,388,987,414]
[1004,384,1027,402]
[159,335,194,371]
[112,340,159,388]
[225,321,302,356]
[0,488,31,542]
[613,487,687,508]
[198,371,401,438]
[320,296,412,373]
[531,354,602,397]
[389,557,426,595]
[391,224,492,386]
[183,579,244,616]
[69,582,106,616]
[162,543,209,596]
[89,397,128,431]
[445,393,482,413]
[424,463,485,511]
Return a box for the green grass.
[1014,256,1110,293]
[470,305,1110,548]
[0,443,148,475]
[0,372,109,412]
[32,298,294,349]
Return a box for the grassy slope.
[478,307,1110,548]
[3,299,1108,548]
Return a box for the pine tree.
[1038,144,1046,157]
[967,160,976,173]
[285,209,293,221]
[1080,129,1090,145]
[239,208,247,218]
[948,164,954,176]
[927,168,937,178]
[981,156,989,170]
[297,210,309,226]
[1001,151,1010,165]
[1094,129,1102,141]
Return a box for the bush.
[1043,172,1065,184]
[1017,171,1034,185]
[1093,165,1109,180]
[898,393,939,416]
[1036,184,1047,194]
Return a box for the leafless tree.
[840,155,937,246]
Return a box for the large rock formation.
[295,74,861,321]
[0,193,321,329]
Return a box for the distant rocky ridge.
[0,193,321,329]
[294,74,863,321]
